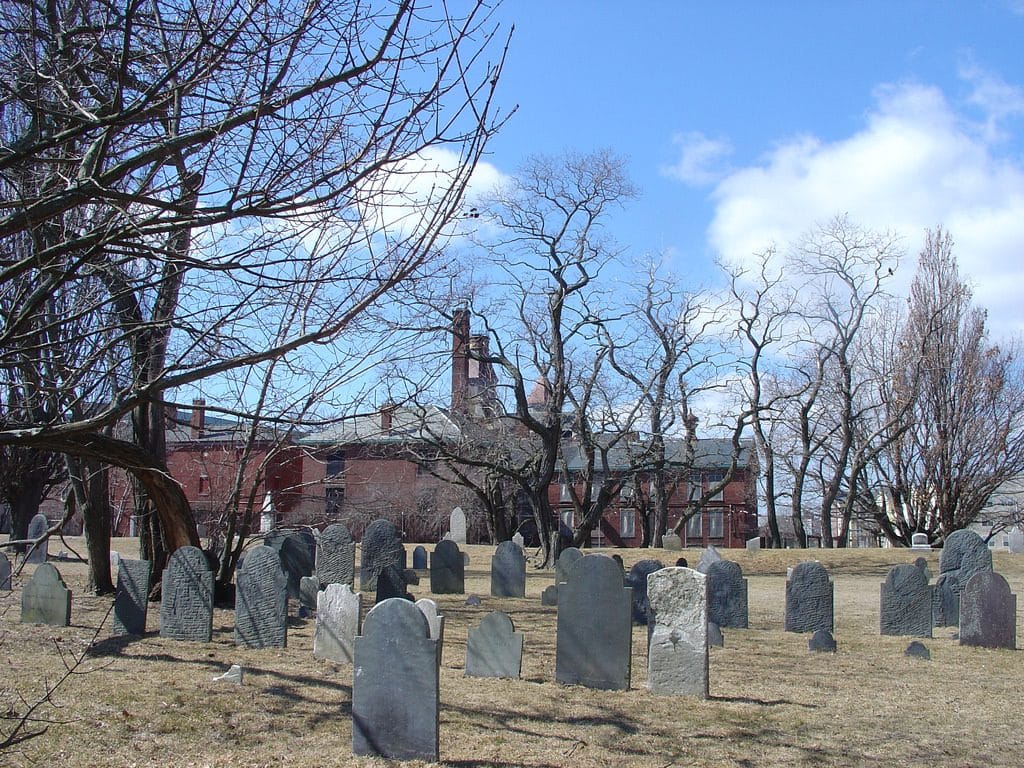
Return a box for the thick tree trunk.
[66,455,114,594]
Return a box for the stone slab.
[465,611,523,679]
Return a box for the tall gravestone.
[265,529,315,600]
[160,546,214,641]
[449,507,467,544]
[880,563,932,637]
[360,519,406,592]
[465,611,523,679]
[934,529,993,627]
[0,551,11,591]
[959,571,1016,650]
[490,541,526,598]
[648,567,708,697]
[235,545,288,649]
[555,547,583,584]
[113,558,152,636]
[21,563,71,626]
[626,559,664,625]
[314,583,362,663]
[315,523,355,588]
[706,560,749,629]
[352,598,439,762]
[785,561,833,633]
[430,539,465,594]
[25,513,49,564]
[555,555,632,691]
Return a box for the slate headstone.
[412,545,428,571]
[235,545,288,649]
[299,575,320,613]
[360,519,406,592]
[265,528,315,600]
[555,547,583,584]
[21,563,71,626]
[0,551,11,591]
[905,640,931,660]
[959,571,1017,650]
[314,583,362,663]
[25,513,49,564]
[626,559,664,625]
[415,598,445,644]
[160,545,214,642]
[541,584,559,606]
[113,558,152,636]
[555,555,632,691]
[675,557,688,568]
[707,621,724,648]
[696,545,723,574]
[785,561,833,633]
[934,529,993,627]
[662,533,682,551]
[449,507,467,544]
[706,560,749,629]
[375,563,410,603]
[465,594,482,606]
[808,629,837,653]
[490,541,526,598]
[315,523,355,588]
[647,567,708,697]
[914,556,932,582]
[429,539,465,594]
[352,598,439,762]
[465,611,524,679]
[880,564,932,637]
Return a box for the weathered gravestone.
[314,583,362,663]
[412,545,428,571]
[465,611,523,679]
[113,558,152,636]
[416,597,445,667]
[662,532,682,551]
[360,519,406,592]
[449,507,467,544]
[541,584,559,606]
[299,576,320,613]
[746,536,761,552]
[0,551,11,591]
[352,598,439,762]
[430,539,465,594]
[905,640,931,660]
[934,529,993,627]
[490,541,525,598]
[785,561,833,633]
[880,563,932,637]
[706,560,749,629]
[21,563,71,626]
[265,528,315,601]
[707,621,725,648]
[647,567,708,697]
[914,556,932,582]
[315,523,355,588]
[959,571,1016,650]
[555,547,583,584]
[555,555,632,691]
[696,545,723,574]
[375,563,410,603]
[25,513,49,564]
[160,546,214,642]
[808,629,837,653]
[512,531,525,548]
[235,545,288,649]
[626,559,664,625]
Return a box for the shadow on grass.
[710,694,819,709]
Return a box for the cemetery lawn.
[2,539,1023,768]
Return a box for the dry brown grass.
[2,539,1023,767]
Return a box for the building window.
[619,508,636,539]
[709,509,724,538]
[326,450,345,477]
[706,472,725,501]
[326,486,345,517]
[198,475,210,496]
[686,512,702,539]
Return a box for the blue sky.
[467,1,1024,338]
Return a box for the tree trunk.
[67,455,114,594]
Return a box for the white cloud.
[661,131,734,186]
[707,79,1024,339]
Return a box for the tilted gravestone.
[465,610,523,679]
[21,562,71,626]
[959,571,1016,650]
[785,561,833,633]
[352,598,439,762]
[555,555,632,691]
[880,564,932,637]
[706,560,749,629]
[934,529,992,627]
[265,528,315,601]
[0,551,11,591]
[626,559,664,625]
[113,558,152,636]
[235,545,288,649]
[647,567,708,697]
[360,519,406,592]
[160,546,214,642]
[315,523,355,588]
[375,563,409,603]
[412,545,428,571]
[429,540,465,594]
[25,513,49,564]
[314,583,362,663]
[555,547,583,584]
[490,541,526,598]
[449,507,467,544]
[696,545,723,574]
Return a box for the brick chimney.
[380,401,396,434]
[451,308,470,414]
[190,398,206,438]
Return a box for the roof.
[299,405,462,446]
[560,436,754,473]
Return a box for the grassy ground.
[2,539,1023,767]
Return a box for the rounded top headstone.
[567,553,626,592]
[940,529,992,575]
[480,610,515,635]
[362,596,431,639]
[790,561,829,587]
[321,523,353,547]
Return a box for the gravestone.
[626,559,664,625]
[160,546,214,641]
[905,640,931,660]
[360,519,406,592]
[675,557,688,568]
[647,567,708,697]
[429,540,465,594]
[213,665,244,685]
[299,576,320,613]
[315,523,355,588]
[808,629,837,653]
[696,545,723,574]
[412,545,428,571]
[512,532,525,548]
[21,563,71,626]
[555,547,583,584]
[416,598,445,643]
[265,528,315,600]
[465,611,523,679]
[785,561,833,633]
[959,571,1016,650]
[490,541,526,598]
[934,529,993,627]
[113,558,152,636]
[449,507,467,544]
[555,555,632,691]
[25,513,49,563]
[376,563,410,603]
[314,583,362,663]
[465,594,482,606]
[352,598,439,762]
[662,533,682,551]
[706,560,749,629]
[541,585,559,606]
[707,621,724,648]
[0,551,11,591]
[746,536,761,552]
[235,545,288,649]
[911,532,932,550]
[914,556,932,582]
[880,564,932,637]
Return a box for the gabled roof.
[560,436,754,473]
[299,405,462,446]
